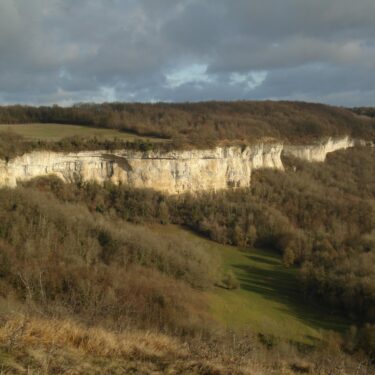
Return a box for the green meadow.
[157,225,350,345]
[0,123,166,142]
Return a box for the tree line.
[23,146,375,332]
[1,101,374,148]
[0,144,374,361]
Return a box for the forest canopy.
[1,101,374,148]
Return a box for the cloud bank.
[0,0,374,105]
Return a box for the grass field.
[153,225,350,345]
[0,123,166,142]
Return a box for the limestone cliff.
[0,143,283,194]
[0,136,358,194]
[283,136,355,162]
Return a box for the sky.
[0,0,374,106]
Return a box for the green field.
[0,123,166,142]
[156,225,350,345]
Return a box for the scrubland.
[0,145,374,373]
[0,103,374,373]
[0,101,374,150]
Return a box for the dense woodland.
[1,101,375,148]
[0,185,219,334]
[0,130,161,160]
[1,103,375,373]
[0,146,374,372]
[14,147,375,345]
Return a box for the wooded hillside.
[1,101,374,147]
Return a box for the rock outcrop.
[0,136,359,194]
[0,143,284,194]
[283,136,355,162]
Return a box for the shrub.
[0,187,218,333]
[222,270,240,290]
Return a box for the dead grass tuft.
[0,314,187,361]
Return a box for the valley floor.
[154,225,350,345]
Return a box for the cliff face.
[0,136,357,194]
[0,143,284,194]
[283,136,355,162]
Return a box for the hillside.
[0,103,374,374]
[0,143,374,373]
[0,123,167,142]
[152,225,349,344]
[1,101,374,148]
[1,0,374,372]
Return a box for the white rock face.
[283,136,355,162]
[0,143,284,194]
[0,136,358,194]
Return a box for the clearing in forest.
[0,123,166,142]
[157,225,350,345]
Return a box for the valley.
[0,103,374,374]
[155,225,350,344]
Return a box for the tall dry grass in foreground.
[0,314,373,375]
[0,314,250,374]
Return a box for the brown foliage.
[1,101,375,153]
[0,187,219,334]
[25,147,375,325]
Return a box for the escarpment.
[0,143,283,194]
[283,136,355,162]
[0,136,362,194]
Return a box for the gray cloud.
[0,0,374,105]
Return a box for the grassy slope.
[0,123,166,142]
[154,225,350,345]
[0,315,200,375]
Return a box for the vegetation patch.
[0,142,374,373]
[1,101,374,148]
[0,123,168,142]
[22,146,375,331]
[0,129,169,160]
[151,225,350,344]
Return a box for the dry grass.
[0,314,186,374]
[0,314,252,374]
[0,314,372,375]
[0,315,186,360]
